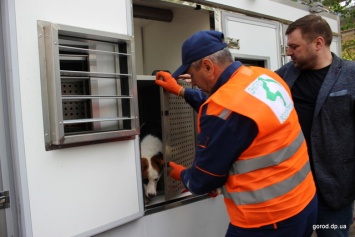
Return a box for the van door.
[220,11,283,70]
[160,81,197,201]
[1,0,145,236]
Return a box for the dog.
[140,123,164,204]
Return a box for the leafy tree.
[291,0,354,30]
[322,0,355,60]
[322,0,355,30]
[342,39,355,60]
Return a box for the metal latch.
[225,37,240,50]
[281,45,288,56]
[0,191,10,209]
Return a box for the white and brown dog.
[140,123,164,204]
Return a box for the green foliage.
[325,0,355,30]
[321,0,355,59]
[342,38,355,60]
[308,0,355,30]
[290,1,355,30]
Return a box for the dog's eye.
[154,178,159,182]
[143,178,149,184]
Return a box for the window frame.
[37,20,139,150]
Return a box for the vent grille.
[163,81,196,199]
[61,79,92,133]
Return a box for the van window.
[37,21,139,150]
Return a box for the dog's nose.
[147,193,156,198]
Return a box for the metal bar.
[60,55,88,61]
[60,70,131,79]
[59,45,131,56]
[61,76,90,80]
[63,116,135,124]
[114,44,124,129]
[62,95,133,100]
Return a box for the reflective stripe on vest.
[231,131,304,175]
[223,160,311,205]
[217,108,231,120]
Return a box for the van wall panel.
[11,0,142,236]
[205,0,339,34]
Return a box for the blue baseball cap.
[172,30,227,78]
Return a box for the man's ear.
[201,58,214,74]
[314,36,325,50]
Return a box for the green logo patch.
[245,74,293,123]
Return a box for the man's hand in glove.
[155,71,183,96]
[168,161,186,181]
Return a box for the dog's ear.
[157,153,164,168]
[151,154,164,169]
[157,158,165,168]
[141,158,148,172]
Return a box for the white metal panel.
[6,0,144,236]
[0,2,19,234]
[141,7,210,75]
[1,0,32,236]
[27,140,143,237]
[222,12,282,70]
[95,195,229,237]
[203,0,340,34]
[330,36,341,57]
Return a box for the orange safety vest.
[198,65,316,228]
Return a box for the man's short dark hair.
[286,14,333,46]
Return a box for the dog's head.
[141,153,164,199]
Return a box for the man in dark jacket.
[275,14,355,237]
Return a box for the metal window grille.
[37,21,139,150]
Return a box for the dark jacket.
[276,53,355,209]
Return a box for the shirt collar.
[211,61,243,94]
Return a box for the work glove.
[155,71,183,96]
[208,189,220,198]
[168,161,186,181]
